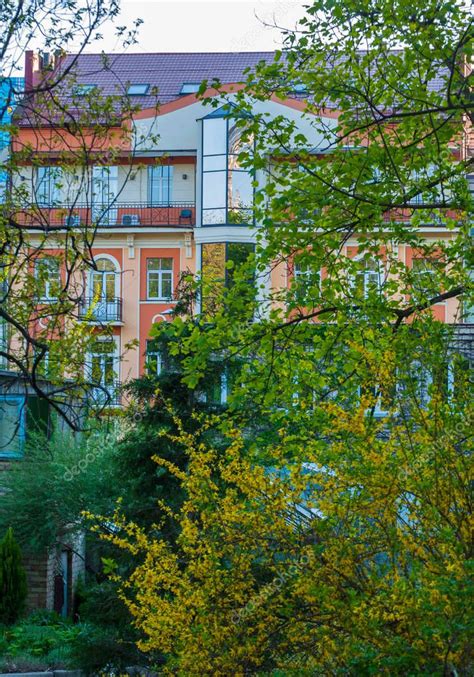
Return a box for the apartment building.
[8,51,469,405]
[0,48,471,615]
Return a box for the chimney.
[24,50,34,91]
[25,51,54,90]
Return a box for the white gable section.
[133,95,337,154]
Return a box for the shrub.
[0,528,27,624]
[0,611,81,671]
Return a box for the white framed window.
[92,166,118,203]
[147,258,173,300]
[86,336,120,405]
[88,257,120,301]
[405,360,433,409]
[86,257,121,321]
[352,258,383,298]
[35,256,61,300]
[35,166,63,206]
[146,341,162,376]
[293,258,321,301]
[149,166,173,205]
[411,257,440,296]
[357,383,391,418]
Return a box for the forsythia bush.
[91,389,473,675]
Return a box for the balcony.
[11,202,196,229]
[79,297,122,323]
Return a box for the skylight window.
[127,84,150,96]
[292,83,308,94]
[72,84,96,95]
[180,83,200,95]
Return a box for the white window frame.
[351,256,384,299]
[293,259,321,293]
[411,257,440,296]
[87,255,121,300]
[148,166,173,205]
[35,166,63,206]
[35,257,61,300]
[146,342,162,376]
[86,336,120,395]
[147,257,174,300]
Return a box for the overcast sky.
[96,1,307,53]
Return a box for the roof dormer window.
[72,84,96,95]
[292,83,307,94]
[127,84,150,95]
[180,83,200,95]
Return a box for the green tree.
[96,0,474,673]
[0,527,27,625]
[0,1,148,423]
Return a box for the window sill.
[141,299,176,304]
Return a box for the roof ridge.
[63,51,276,57]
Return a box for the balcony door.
[92,166,118,225]
[88,258,120,321]
[149,166,173,205]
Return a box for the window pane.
[201,243,226,315]
[148,258,173,271]
[228,121,253,159]
[36,257,60,298]
[203,171,226,210]
[36,166,62,205]
[104,355,115,384]
[105,273,116,299]
[161,273,172,299]
[226,243,255,288]
[228,170,253,209]
[92,166,118,203]
[202,208,226,225]
[127,84,149,95]
[92,272,103,297]
[96,259,115,272]
[203,155,226,171]
[149,166,173,205]
[203,118,227,156]
[148,274,159,298]
[202,243,226,281]
[0,397,23,456]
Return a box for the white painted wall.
[133,96,336,153]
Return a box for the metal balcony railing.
[89,381,122,407]
[78,297,122,323]
[12,202,196,228]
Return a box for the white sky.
[93,1,307,53]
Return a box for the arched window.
[90,258,119,300]
[85,257,121,322]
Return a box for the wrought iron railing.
[89,381,122,407]
[78,297,122,323]
[12,202,196,228]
